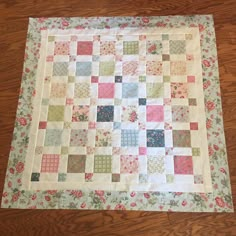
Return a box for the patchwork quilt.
[1,16,233,212]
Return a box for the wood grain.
[0,0,235,235]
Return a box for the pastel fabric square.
[146,41,162,55]
[122,83,138,98]
[97,106,114,122]
[70,129,88,147]
[98,83,115,98]
[173,130,191,147]
[123,41,139,54]
[77,41,93,55]
[95,129,112,147]
[147,156,165,174]
[171,83,188,98]
[170,40,186,54]
[146,61,162,75]
[147,130,165,147]
[44,129,62,146]
[174,156,193,174]
[41,154,60,173]
[122,106,138,123]
[74,83,90,98]
[53,62,68,76]
[50,83,67,98]
[170,61,186,75]
[121,130,139,147]
[100,41,116,55]
[123,61,139,75]
[47,105,64,121]
[67,155,86,173]
[99,61,115,76]
[54,41,70,55]
[120,155,139,173]
[94,155,112,173]
[72,105,89,122]
[76,62,92,76]
[146,83,164,98]
[171,106,189,122]
[146,105,164,122]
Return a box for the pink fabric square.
[187,76,195,83]
[46,55,54,62]
[174,156,193,175]
[89,122,96,129]
[139,147,147,155]
[98,83,115,98]
[164,98,171,105]
[146,105,164,122]
[77,41,93,55]
[66,98,74,105]
[41,154,60,173]
[120,155,139,174]
[91,76,98,83]
[190,122,198,130]
[39,121,47,129]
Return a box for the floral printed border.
[1,16,233,212]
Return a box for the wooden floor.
[0,0,236,235]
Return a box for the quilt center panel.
[22,28,212,192]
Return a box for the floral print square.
[146,61,162,75]
[173,130,191,147]
[146,40,162,54]
[172,106,189,122]
[100,41,116,55]
[95,129,112,147]
[70,129,88,147]
[122,106,138,123]
[171,83,188,98]
[174,156,193,175]
[147,130,165,147]
[54,41,70,55]
[72,105,89,122]
[97,106,114,122]
[147,156,165,174]
[120,155,139,174]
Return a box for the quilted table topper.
[1,16,233,212]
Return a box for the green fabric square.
[114,98,122,105]
[192,148,200,156]
[123,41,139,54]
[162,34,169,40]
[112,174,120,182]
[68,76,75,83]
[53,62,68,76]
[48,105,64,121]
[94,155,112,173]
[163,76,170,82]
[61,147,68,154]
[99,61,115,76]
[146,83,164,98]
[166,174,174,183]
[58,173,67,182]
[170,40,186,54]
[42,98,49,105]
[139,76,146,82]
[48,36,55,42]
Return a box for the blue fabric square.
[122,83,138,98]
[139,98,146,105]
[147,130,165,147]
[121,130,139,146]
[97,106,114,122]
[44,129,62,146]
[113,122,121,129]
[76,62,92,76]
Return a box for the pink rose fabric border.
[1,16,233,212]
